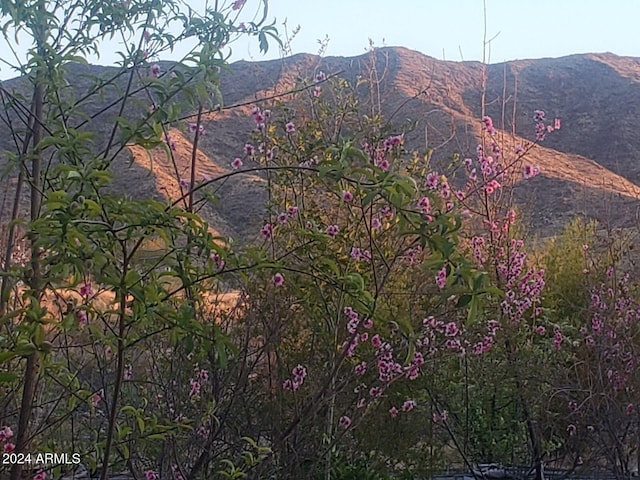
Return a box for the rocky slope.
[2,47,640,240]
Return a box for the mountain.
[2,47,640,240]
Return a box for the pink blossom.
[339,415,352,429]
[326,224,339,237]
[33,472,47,480]
[277,212,288,224]
[417,196,431,213]
[534,110,545,122]
[77,310,88,327]
[231,0,246,10]
[371,218,382,230]
[287,206,299,217]
[292,364,307,384]
[179,178,189,189]
[313,86,322,97]
[3,442,15,453]
[402,399,416,412]
[433,410,449,422]
[209,252,225,270]
[354,362,367,376]
[627,403,634,415]
[79,282,94,298]
[244,143,255,156]
[523,164,540,179]
[444,322,459,337]
[290,373,306,391]
[261,223,273,240]
[92,389,103,407]
[435,266,447,289]
[145,470,159,480]
[252,109,264,125]
[553,327,563,350]
[165,134,177,151]
[388,134,403,147]
[189,379,201,398]
[411,352,425,367]
[406,366,420,380]
[285,122,296,133]
[0,426,13,442]
[272,273,285,287]
[188,123,206,135]
[371,334,382,348]
[482,116,496,135]
[149,63,161,78]
[389,406,399,418]
[342,190,354,202]
[535,325,546,335]
[231,157,243,169]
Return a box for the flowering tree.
[0,0,280,478]
[1,0,636,478]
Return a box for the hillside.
[2,47,640,239]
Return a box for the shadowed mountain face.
[2,47,640,239]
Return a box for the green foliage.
[535,218,597,320]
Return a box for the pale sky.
[0,0,639,79]
[234,0,640,64]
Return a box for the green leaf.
[137,416,145,434]
[0,372,18,383]
[0,351,18,363]
[457,294,473,308]
[124,269,141,288]
[318,257,340,277]
[343,273,365,292]
[34,323,45,347]
[217,343,228,369]
[258,31,268,53]
[467,295,480,324]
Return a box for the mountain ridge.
[2,46,640,239]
